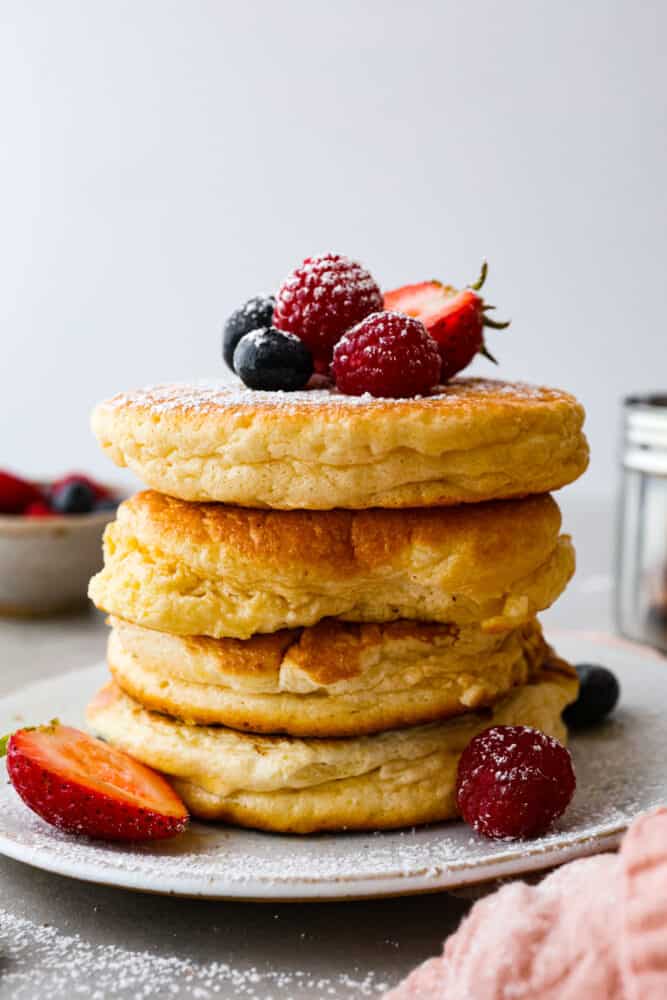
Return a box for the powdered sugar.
[105,378,556,416]
[0,909,388,998]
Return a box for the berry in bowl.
[0,470,121,616]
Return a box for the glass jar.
[616,395,667,651]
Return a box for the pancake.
[86,659,578,833]
[88,491,575,640]
[90,378,589,509]
[107,616,549,736]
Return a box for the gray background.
[2,0,666,497]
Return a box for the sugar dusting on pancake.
[105,377,558,414]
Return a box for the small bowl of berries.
[0,470,121,617]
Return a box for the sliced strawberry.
[0,471,43,514]
[383,262,509,381]
[383,279,458,317]
[50,473,111,501]
[5,724,188,841]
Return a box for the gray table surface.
[0,497,614,999]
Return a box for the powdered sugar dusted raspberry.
[332,312,441,397]
[102,377,557,416]
[456,725,576,840]
[273,254,383,366]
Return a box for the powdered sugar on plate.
[0,634,664,900]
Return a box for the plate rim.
[0,823,623,901]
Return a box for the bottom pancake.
[107,616,550,736]
[86,659,578,834]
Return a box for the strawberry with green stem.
[383,261,510,382]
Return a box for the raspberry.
[456,725,576,840]
[273,254,383,367]
[332,311,441,398]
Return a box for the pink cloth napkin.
[386,808,667,1000]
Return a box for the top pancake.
[91,377,588,509]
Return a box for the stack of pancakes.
[87,378,588,833]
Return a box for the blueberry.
[563,664,620,729]
[50,479,96,514]
[93,497,119,513]
[233,328,313,391]
[223,295,276,371]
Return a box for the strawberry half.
[4,724,188,841]
[383,262,510,381]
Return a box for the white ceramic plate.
[0,632,664,901]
